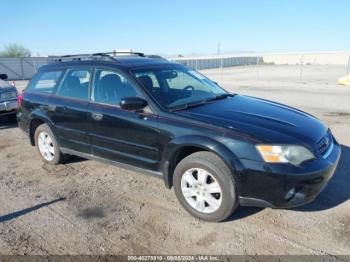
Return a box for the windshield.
[132,66,227,109]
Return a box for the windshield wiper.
[203,93,234,102]
[169,101,207,112]
[169,94,234,112]
[169,93,235,112]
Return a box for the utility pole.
[217,41,220,56]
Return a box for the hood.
[175,95,327,146]
[0,79,14,92]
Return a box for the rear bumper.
[238,141,341,208]
[0,100,18,115]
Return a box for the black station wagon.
[17,52,341,221]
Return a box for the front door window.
[93,69,139,106]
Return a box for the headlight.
[255,145,315,166]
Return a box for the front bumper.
[0,100,18,115]
[238,140,341,208]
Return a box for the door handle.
[91,112,103,121]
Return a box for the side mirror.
[120,97,148,111]
[0,74,8,80]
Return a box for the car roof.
[40,56,178,71]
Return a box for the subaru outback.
[17,52,341,221]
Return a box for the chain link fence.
[170,56,263,70]
[171,52,350,84]
[1,52,349,83]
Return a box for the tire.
[173,151,238,222]
[34,123,67,165]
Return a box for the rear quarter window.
[27,70,63,94]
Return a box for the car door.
[47,68,92,154]
[87,68,161,171]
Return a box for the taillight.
[17,93,23,107]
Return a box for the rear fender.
[28,110,57,146]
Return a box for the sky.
[1,0,349,56]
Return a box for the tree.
[0,43,31,57]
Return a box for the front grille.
[1,91,17,100]
[317,131,333,156]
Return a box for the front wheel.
[173,151,239,222]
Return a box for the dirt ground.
[0,65,349,255]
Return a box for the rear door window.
[57,69,91,100]
[27,70,63,94]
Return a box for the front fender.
[161,135,244,188]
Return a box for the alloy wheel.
[37,131,55,161]
[180,168,222,213]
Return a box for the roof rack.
[53,50,145,63]
[94,51,145,57]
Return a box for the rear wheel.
[34,123,67,165]
[173,151,238,222]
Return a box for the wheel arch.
[28,112,55,146]
[161,135,243,188]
